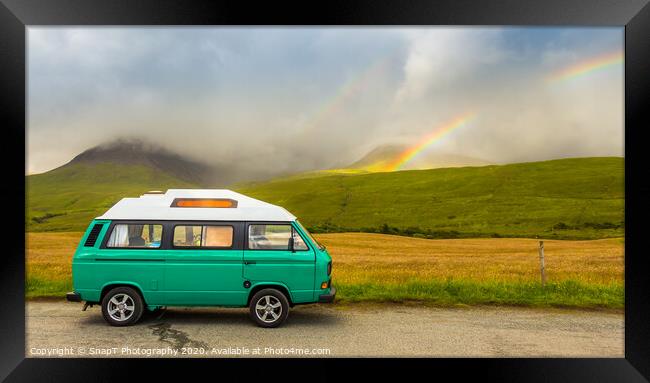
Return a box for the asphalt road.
[26,301,623,357]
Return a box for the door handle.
[244,261,256,265]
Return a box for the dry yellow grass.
[315,233,623,286]
[26,232,623,307]
[26,232,82,286]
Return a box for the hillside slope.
[26,139,219,231]
[236,157,624,239]
[67,139,215,185]
[27,163,197,231]
[26,156,624,239]
[347,144,491,172]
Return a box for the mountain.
[346,144,491,172]
[65,139,216,185]
[237,157,624,240]
[26,139,211,231]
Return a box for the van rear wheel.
[249,289,289,328]
[101,286,144,326]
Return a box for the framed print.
[2,0,649,381]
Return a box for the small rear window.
[106,224,163,248]
[84,223,104,247]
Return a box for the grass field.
[322,233,623,308]
[26,232,624,309]
[27,157,624,239]
[237,157,624,240]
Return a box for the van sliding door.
[163,221,246,306]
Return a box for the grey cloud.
[27,27,623,178]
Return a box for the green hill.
[27,156,624,239]
[27,163,197,231]
[346,144,491,172]
[236,157,624,239]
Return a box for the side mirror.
[288,235,295,253]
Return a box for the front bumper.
[318,287,336,303]
[66,291,81,302]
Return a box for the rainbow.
[297,55,394,138]
[547,50,623,83]
[385,112,476,171]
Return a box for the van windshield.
[296,220,325,251]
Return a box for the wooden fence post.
[538,240,546,287]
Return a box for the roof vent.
[170,198,238,208]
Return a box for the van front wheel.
[101,287,144,326]
[249,289,289,328]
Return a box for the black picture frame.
[3,0,649,381]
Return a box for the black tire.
[101,286,144,326]
[249,288,290,328]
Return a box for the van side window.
[106,224,162,248]
[293,230,308,251]
[173,225,233,248]
[248,224,308,251]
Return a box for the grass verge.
[334,280,623,309]
[27,277,623,310]
[26,276,72,300]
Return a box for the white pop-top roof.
[97,189,296,222]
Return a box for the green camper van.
[66,189,335,328]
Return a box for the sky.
[27,27,624,177]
